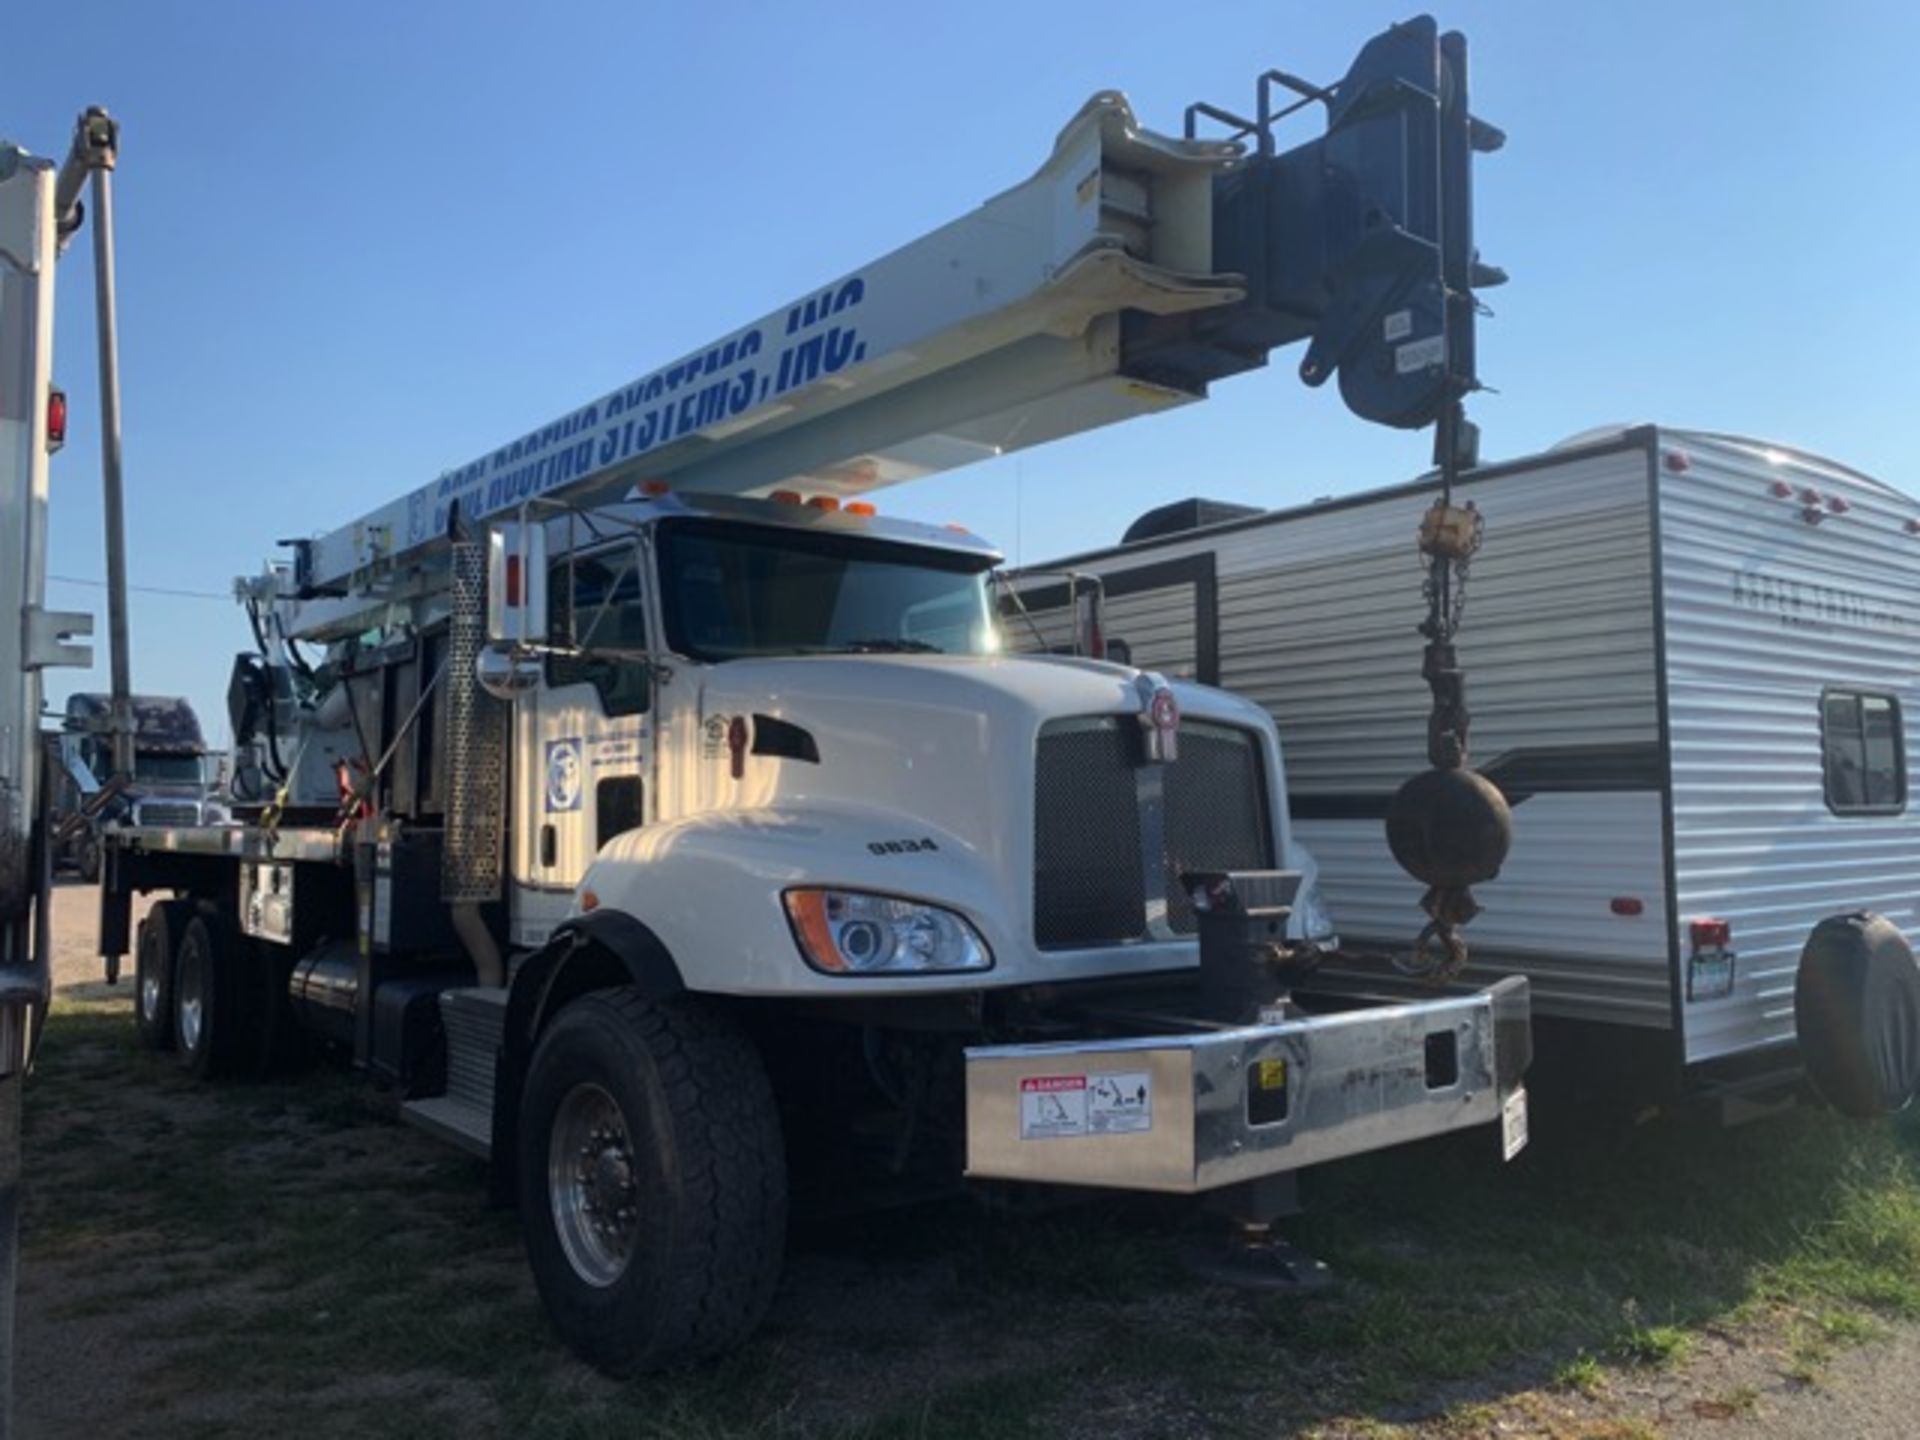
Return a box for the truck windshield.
[134,753,205,785]
[658,521,996,662]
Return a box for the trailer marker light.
[1908,519,1920,535]
[1690,918,1732,950]
[504,554,523,606]
[1663,449,1691,473]
[1610,897,1644,917]
[1826,495,1851,515]
[579,889,599,913]
[769,489,802,505]
[1770,480,1795,498]
[640,479,671,496]
[807,496,840,512]
[46,389,67,451]
[1686,917,1736,1000]
[845,501,877,517]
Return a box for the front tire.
[518,989,787,1374]
[134,899,192,1051]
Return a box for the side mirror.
[486,522,549,645]
[475,644,543,701]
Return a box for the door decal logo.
[545,737,584,813]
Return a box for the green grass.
[1612,1323,1692,1368]
[19,998,1920,1438]
[1552,1351,1606,1397]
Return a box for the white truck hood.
[696,652,1279,848]
[589,651,1300,995]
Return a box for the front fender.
[577,803,1017,996]
[491,909,688,1204]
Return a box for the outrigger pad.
[1794,912,1920,1119]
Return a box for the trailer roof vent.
[1122,497,1263,545]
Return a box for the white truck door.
[510,547,654,946]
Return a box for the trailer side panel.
[1014,438,1676,1029]
[1658,434,1920,1065]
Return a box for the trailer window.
[1822,690,1905,815]
[548,554,650,716]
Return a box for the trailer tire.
[1795,913,1920,1119]
[133,898,191,1052]
[173,914,239,1081]
[518,988,787,1375]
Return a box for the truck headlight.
[783,890,992,975]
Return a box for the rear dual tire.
[134,899,192,1052]
[173,914,234,1080]
[164,911,295,1081]
[518,988,787,1374]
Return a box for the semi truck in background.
[1010,425,1920,1123]
[47,692,223,881]
[76,20,1543,1375]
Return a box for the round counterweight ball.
[1385,766,1513,891]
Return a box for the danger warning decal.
[1019,1072,1152,1140]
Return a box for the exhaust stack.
[441,540,507,988]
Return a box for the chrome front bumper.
[964,975,1531,1193]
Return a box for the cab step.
[400,986,506,1159]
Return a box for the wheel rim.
[177,950,205,1053]
[548,1081,640,1288]
[140,967,161,1026]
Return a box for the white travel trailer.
[1013,425,1920,1111]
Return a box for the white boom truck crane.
[89,19,1531,1374]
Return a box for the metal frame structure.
[0,106,128,1436]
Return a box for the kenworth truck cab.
[501,491,1326,982]
[88,19,1533,1373]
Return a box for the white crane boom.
[299,96,1243,612]
[276,16,1502,647]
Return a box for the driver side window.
[547,553,651,716]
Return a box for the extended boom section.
[286,17,1498,641]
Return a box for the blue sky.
[14,1,1919,739]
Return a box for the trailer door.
[1003,553,1217,682]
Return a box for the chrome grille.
[1033,716,1270,948]
[1164,721,1272,933]
[1033,719,1144,947]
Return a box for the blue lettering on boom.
[417,276,871,527]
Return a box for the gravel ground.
[16,881,1920,1439]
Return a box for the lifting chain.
[1393,400,1501,983]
